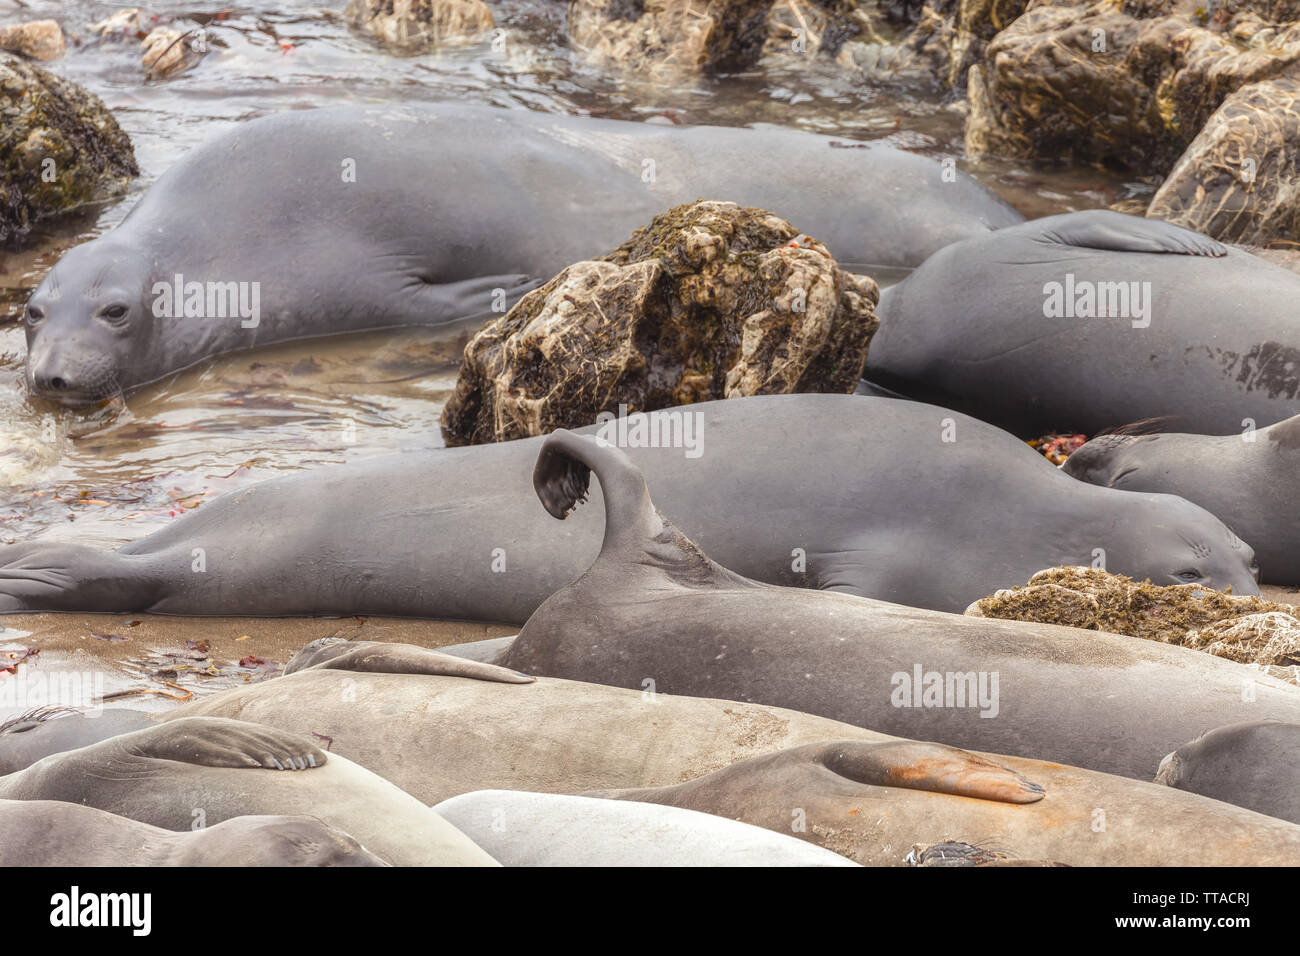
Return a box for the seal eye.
[1175,569,1203,582]
[99,303,130,325]
[25,304,44,325]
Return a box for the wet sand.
[0,612,515,719]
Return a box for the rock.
[762,0,875,62]
[87,8,167,42]
[141,26,206,79]
[569,0,777,76]
[966,566,1300,682]
[965,582,1101,629]
[440,200,879,445]
[965,0,1300,174]
[907,841,1067,866]
[345,0,495,52]
[1187,611,1300,670]
[0,20,66,62]
[0,54,139,241]
[1147,77,1300,243]
[822,0,1033,90]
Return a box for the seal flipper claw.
[1037,209,1227,257]
[120,716,327,771]
[819,740,1046,804]
[284,637,534,683]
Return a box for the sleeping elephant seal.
[499,430,1293,780]
[589,740,1300,866]
[1155,721,1300,825]
[22,103,1020,403]
[0,395,1260,619]
[864,210,1300,436]
[0,800,385,866]
[432,791,858,866]
[0,707,155,776]
[167,642,1300,866]
[0,715,499,866]
[1063,415,1300,584]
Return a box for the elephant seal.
[168,643,1300,866]
[589,740,1300,866]
[0,800,385,866]
[1062,415,1300,584]
[499,430,1291,780]
[432,791,858,866]
[864,210,1300,436]
[0,707,155,775]
[0,715,498,866]
[0,395,1260,619]
[22,103,1020,404]
[1155,721,1300,825]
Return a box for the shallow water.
[0,0,1157,549]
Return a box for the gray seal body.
[1063,415,1300,583]
[865,210,1300,436]
[23,103,1021,403]
[498,430,1286,781]
[0,395,1259,619]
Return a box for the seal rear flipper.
[818,740,1046,804]
[121,716,326,771]
[532,429,755,588]
[1036,210,1227,258]
[284,637,533,683]
[533,428,665,549]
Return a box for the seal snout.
[25,340,122,405]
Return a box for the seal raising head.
[23,242,157,404]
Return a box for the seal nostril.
[48,376,67,391]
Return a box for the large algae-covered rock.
[0,54,138,241]
[569,0,777,76]
[345,0,494,53]
[440,200,879,445]
[1147,76,1300,243]
[965,0,1300,173]
[967,566,1300,683]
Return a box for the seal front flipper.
[408,272,542,327]
[1034,209,1227,257]
[119,716,326,771]
[284,637,533,682]
[818,740,1046,804]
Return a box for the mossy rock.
[964,0,1300,174]
[569,0,779,76]
[440,199,879,445]
[345,0,495,53]
[0,53,138,241]
[1148,76,1300,243]
[968,565,1300,681]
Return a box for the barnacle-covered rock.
[0,54,138,241]
[440,200,879,445]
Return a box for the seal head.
[24,241,156,404]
